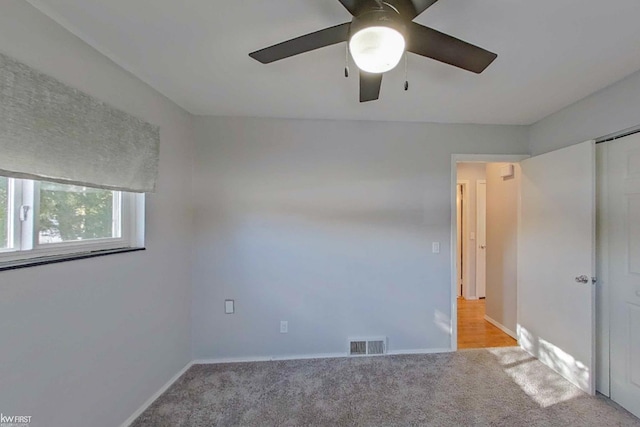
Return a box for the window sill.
[0,247,145,272]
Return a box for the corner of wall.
[527,68,640,156]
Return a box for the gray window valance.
[0,52,159,193]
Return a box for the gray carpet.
[132,347,640,426]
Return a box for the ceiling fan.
[249,0,497,102]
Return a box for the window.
[0,177,143,268]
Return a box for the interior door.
[476,181,487,299]
[518,140,596,394]
[606,133,640,417]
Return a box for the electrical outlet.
[432,242,440,253]
[280,321,288,334]
[224,299,234,314]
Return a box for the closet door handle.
[575,275,589,284]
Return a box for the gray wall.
[456,163,487,299]
[485,163,520,334]
[530,69,640,155]
[0,3,194,427]
[192,116,528,359]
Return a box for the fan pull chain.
[344,44,350,78]
[404,53,409,91]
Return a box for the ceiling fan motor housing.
[349,9,407,41]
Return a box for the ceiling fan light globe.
[349,26,405,74]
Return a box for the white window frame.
[0,177,144,268]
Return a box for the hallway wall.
[485,163,520,336]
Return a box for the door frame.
[476,179,487,299]
[457,180,470,299]
[596,143,611,396]
[450,154,529,351]
[456,183,462,297]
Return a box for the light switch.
[225,299,234,314]
[432,242,440,253]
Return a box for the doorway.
[453,143,596,395]
[455,161,519,349]
[452,141,639,402]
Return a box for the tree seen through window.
[38,182,117,243]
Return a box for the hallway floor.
[458,298,518,349]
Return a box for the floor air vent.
[349,337,387,356]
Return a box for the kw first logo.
[0,413,32,426]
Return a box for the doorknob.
[480,245,486,249]
[575,275,589,284]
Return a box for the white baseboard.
[484,315,517,340]
[387,348,452,356]
[120,361,193,427]
[194,348,453,365]
[193,352,347,365]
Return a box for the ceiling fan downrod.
[404,53,409,91]
[345,43,350,78]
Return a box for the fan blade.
[408,0,439,17]
[249,23,350,64]
[360,71,383,102]
[337,0,380,16]
[389,0,438,18]
[407,23,497,73]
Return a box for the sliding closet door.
[605,133,640,418]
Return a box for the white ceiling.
[27,0,640,124]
